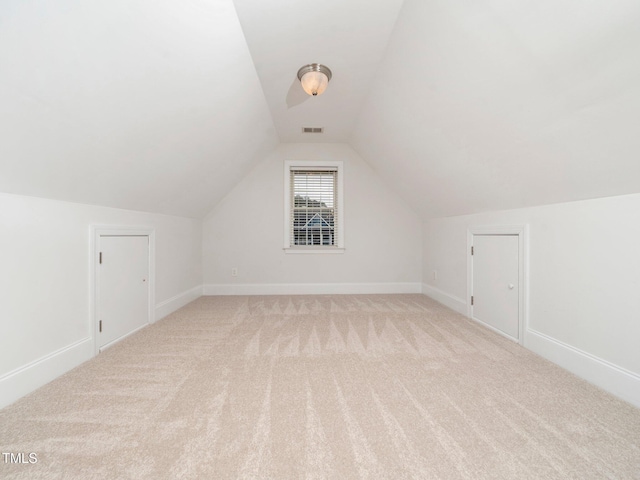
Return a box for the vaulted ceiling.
[1,0,639,219]
[232,0,404,142]
[352,0,640,218]
[0,0,277,218]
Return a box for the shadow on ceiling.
[286,78,310,109]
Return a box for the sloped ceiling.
[0,0,277,218]
[232,0,404,142]
[351,0,640,219]
[1,0,639,219]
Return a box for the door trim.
[467,225,528,344]
[90,226,156,355]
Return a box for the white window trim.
[284,160,344,254]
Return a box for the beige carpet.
[1,294,639,479]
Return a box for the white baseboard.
[155,285,202,321]
[525,328,640,408]
[421,283,467,316]
[0,337,93,410]
[203,282,422,296]
[0,285,203,410]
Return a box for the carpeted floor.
[1,294,639,479]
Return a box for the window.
[291,169,336,246]
[284,161,344,253]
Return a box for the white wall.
[202,143,422,294]
[422,193,640,406]
[0,192,202,408]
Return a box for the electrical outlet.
[433,270,438,281]
[231,268,238,277]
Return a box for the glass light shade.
[300,71,329,96]
[297,64,332,96]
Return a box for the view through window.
[290,169,337,247]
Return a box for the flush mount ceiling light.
[297,63,332,96]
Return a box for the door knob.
[508,284,514,290]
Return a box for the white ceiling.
[351,0,640,218]
[1,0,639,219]
[232,0,405,143]
[0,0,277,218]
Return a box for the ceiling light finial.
[297,63,332,96]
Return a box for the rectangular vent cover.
[302,127,324,133]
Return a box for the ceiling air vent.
[302,127,324,134]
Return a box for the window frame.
[283,160,344,254]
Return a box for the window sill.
[284,247,345,254]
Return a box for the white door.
[98,235,149,350]
[472,234,519,340]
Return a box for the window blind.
[290,169,337,247]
